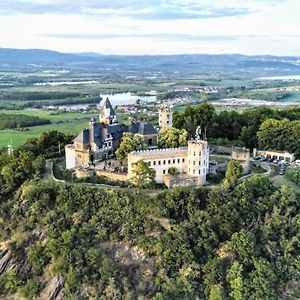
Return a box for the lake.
[258,75,300,80]
[51,93,157,110]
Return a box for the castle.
[65,97,157,169]
[65,99,210,187]
[127,139,209,188]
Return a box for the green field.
[0,109,135,148]
[0,109,93,148]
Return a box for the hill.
[0,48,299,76]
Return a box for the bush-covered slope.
[0,175,300,299]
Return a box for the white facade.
[65,144,76,169]
[128,139,209,186]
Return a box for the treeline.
[0,175,299,298]
[0,91,81,101]
[0,113,51,129]
[0,130,73,193]
[174,104,300,155]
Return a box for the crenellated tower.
[187,138,209,185]
[159,106,173,128]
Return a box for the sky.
[0,0,299,55]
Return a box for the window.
[194,151,196,156]
[163,160,166,165]
[153,161,156,166]
[199,151,202,156]
[168,160,171,164]
[199,161,201,166]
[148,162,151,166]
[167,120,169,124]
[163,170,166,174]
[193,161,195,165]
[158,160,161,165]
[173,159,175,163]
[177,159,180,163]
[199,170,201,175]
[182,158,185,163]
[193,169,195,174]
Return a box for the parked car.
[255,156,261,160]
[273,159,279,164]
[260,157,268,162]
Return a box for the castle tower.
[159,107,173,128]
[187,139,209,185]
[99,97,117,125]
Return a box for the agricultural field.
[0,110,91,148]
[1,65,300,149]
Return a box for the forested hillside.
[0,155,300,298]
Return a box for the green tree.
[168,166,179,175]
[115,133,146,160]
[130,160,155,188]
[227,262,245,300]
[209,284,225,300]
[158,127,188,148]
[222,160,242,189]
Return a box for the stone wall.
[75,168,93,178]
[163,174,199,188]
[210,145,232,155]
[95,170,128,182]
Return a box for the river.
[50,92,157,110]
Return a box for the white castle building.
[128,138,209,188]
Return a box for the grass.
[0,109,93,148]
[273,175,300,193]
[0,109,140,148]
[209,155,228,163]
[0,109,91,122]
[0,121,88,148]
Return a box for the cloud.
[40,33,300,42]
[0,0,272,19]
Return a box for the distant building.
[65,97,158,168]
[231,147,250,174]
[254,148,295,162]
[159,106,173,128]
[128,138,209,187]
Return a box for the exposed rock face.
[0,248,12,274]
[40,276,64,300]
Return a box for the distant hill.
[0,48,299,76]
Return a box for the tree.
[158,127,188,148]
[130,160,155,188]
[209,284,225,300]
[222,160,242,189]
[173,103,215,138]
[168,167,179,175]
[257,118,300,157]
[194,102,215,139]
[227,262,245,300]
[115,133,146,160]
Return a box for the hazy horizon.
[1,47,300,58]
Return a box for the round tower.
[187,140,209,185]
[159,107,173,128]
